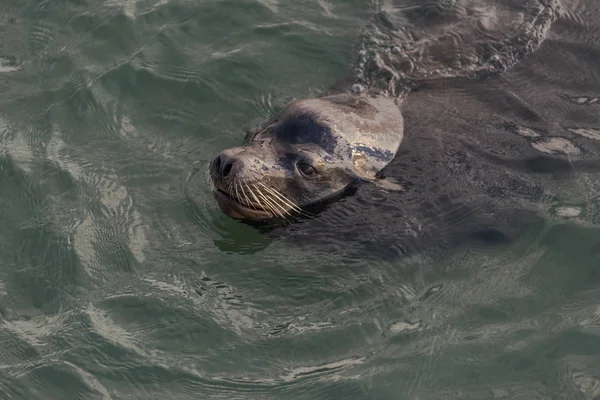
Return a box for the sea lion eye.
[297,162,317,178]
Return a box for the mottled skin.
[209,0,560,222]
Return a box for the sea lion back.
[352,0,560,96]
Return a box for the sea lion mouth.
[213,188,273,220]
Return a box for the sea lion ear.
[371,176,404,191]
[350,165,404,191]
[353,170,404,192]
[242,126,260,144]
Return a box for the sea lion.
[208,0,560,222]
[210,94,404,220]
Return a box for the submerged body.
[209,0,560,222]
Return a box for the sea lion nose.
[212,153,236,180]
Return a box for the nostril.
[222,160,233,178]
[212,153,236,179]
[213,156,222,175]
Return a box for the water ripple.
[2,0,600,399]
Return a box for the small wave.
[0,56,22,73]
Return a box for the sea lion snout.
[210,146,250,187]
[210,145,278,188]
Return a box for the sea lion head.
[209,93,404,221]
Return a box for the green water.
[2,0,600,399]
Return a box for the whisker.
[259,183,315,218]
[253,184,291,220]
[257,189,294,225]
[260,184,316,223]
[251,184,284,219]
[239,183,254,209]
[276,197,315,218]
[265,189,303,215]
[225,180,233,196]
[245,182,278,217]
[254,185,284,219]
[243,182,263,212]
[257,182,301,211]
[235,182,242,206]
[257,185,295,217]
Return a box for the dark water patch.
[13,226,82,311]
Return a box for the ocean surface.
[1,0,600,399]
